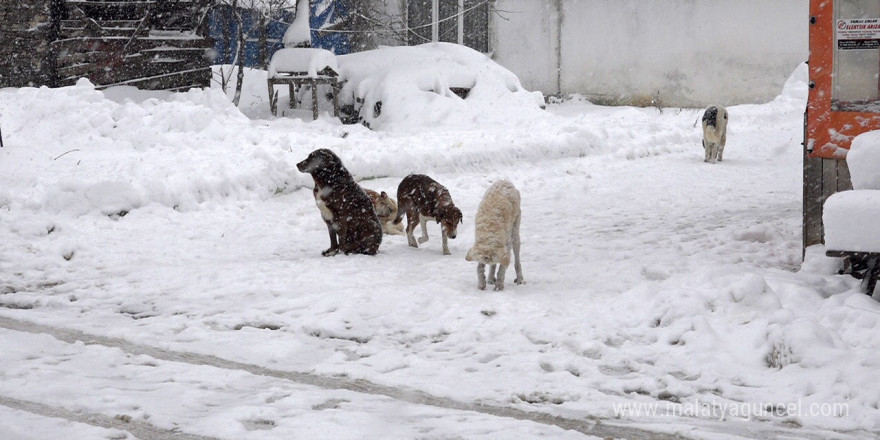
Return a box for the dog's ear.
[380,191,388,198]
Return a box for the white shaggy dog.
[702,105,728,163]
[465,180,524,291]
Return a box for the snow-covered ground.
[1,62,879,439]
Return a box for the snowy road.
[0,317,863,440]
[1,65,879,439]
[0,317,684,440]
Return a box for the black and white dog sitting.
[701,105,728,163]
[297,149,382,257]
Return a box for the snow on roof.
[847,130,880,190]
[823,190,880,252]
[268,48,338,78]
[335,43,546,131]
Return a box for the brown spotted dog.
[297,149,382,256]
[363,188,404,235]
[393,174,463,255]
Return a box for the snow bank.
[268,48,338,78]
[336,43,547,131]
[0,79,303,216]
[0,71,598,218]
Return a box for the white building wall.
[490,1,560,94]
[491,0,809,107]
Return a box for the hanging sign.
[837,18,880,50]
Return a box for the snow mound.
[780,62,809,102]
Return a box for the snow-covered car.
[335,43,546,130]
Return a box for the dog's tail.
[392,196,406,225]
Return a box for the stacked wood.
[0,0,214,90]
[0,2,53,87]
[53,0,214,90]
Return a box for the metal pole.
[458,0,465,45]
[432,0,439,42]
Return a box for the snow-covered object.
[823,130,880,252]
[824,191,880,252]
[847,131,880,190]
[282,0,311,48]
[268,48,338,78]
[336,43,546,131]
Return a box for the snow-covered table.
[267,48,340,119]
[823,131,880,294]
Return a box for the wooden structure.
[267,48,340,120]
[804,0,880,252]
[0,0,214,90]
[268,71,340,120]
[808,0,880,294]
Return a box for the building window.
[406,0,489,52]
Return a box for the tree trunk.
[233,4,245,106]
[46,0,66,87]
[258,13,268,69]
[223,4,234,62]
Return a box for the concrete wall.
[491,0,809,107]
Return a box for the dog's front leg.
[441,230,450,255]
[418,217,430,244]
[494,263,507,291]
[487,264,497,285]
[405,214,419,248]
[512,220,525,285]
[477,262,487,290]
[322,223,339,257]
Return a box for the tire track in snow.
[0,395,221,440]
[0,316,687,440]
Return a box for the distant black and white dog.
[701,105,728,163]
[297,149,382,256]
